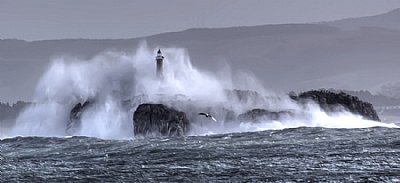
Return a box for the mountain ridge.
[1,10,400,102]
[325,8,400,30]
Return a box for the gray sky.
[1,0,400,40]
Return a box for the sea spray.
[5,43,397,139]
[77,95,133,139]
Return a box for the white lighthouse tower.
[156,49,164,79]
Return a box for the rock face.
[238,109,294,122]
[67,101,92,133]
[292,90,380,121]
[133,104,190,136]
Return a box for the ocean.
[1,127,399,182]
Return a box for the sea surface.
[1,127,400,182]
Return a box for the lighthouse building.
[156,49,164,79]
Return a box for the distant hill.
[325,8,400,30]
[1,10,400,102]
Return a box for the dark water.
[1,127,400,182]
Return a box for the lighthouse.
[156,49,164,79]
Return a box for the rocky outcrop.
[63,89,381,137]
[238,109,294,122]
[133,104,190,137]
[67,101,93,133]
[291,89,380,121]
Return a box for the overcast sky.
[1,0,400,41]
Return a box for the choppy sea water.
[1,127,400,182]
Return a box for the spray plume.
[2,43,397,139]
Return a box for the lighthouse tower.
[156,49,164,79]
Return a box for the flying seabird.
[198,112,217,122]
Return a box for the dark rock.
[238,109,294,122]
[67,101,93,133]
[288,91,297,98]
[291,89,380,121]
[133,104,190,137]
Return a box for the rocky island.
[68,89,381,137]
